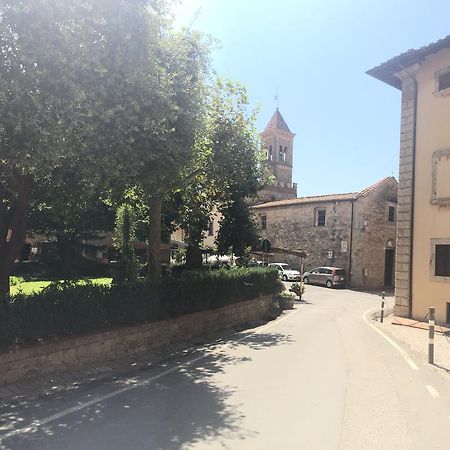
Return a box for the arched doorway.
[384,239,395,287]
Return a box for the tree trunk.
[0,171,32,300]
[55,236,76,279]
[0,265,10,306]
[185,243,202,270]
[147,196,162,280]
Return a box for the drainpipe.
[348,199,354,287]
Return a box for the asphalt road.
[1,285,450,449]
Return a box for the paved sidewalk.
[374,311,450,382]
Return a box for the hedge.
[0,268,281,348]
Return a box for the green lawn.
[10,278,112,296]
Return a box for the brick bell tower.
[258,109,297,203]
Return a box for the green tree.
[175,79,263,268]
[0,0,211,297]
[63,0,211,278]
[216,195,259,258]
[113,204,139,282]
[0,0,96,297]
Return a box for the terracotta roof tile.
[356,176,397,197]
[253,192,357,209]
[254,176,397,209]
[263,109,292,133]
[367,35,450,89]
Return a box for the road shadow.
[0,331,294,450]
[296,299,314,305]
[432,362,450,374]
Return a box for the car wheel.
[326,280,333,288]
[303,276,309,284]
[282,274,288,282]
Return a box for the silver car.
[302,267,346,288]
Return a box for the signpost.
[261,239,271,266]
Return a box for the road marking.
[0,355,206,442]
[0,305,301,442]
[362,307,419,371]
[426,385,440,399]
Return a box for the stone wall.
[394,70,418,317]
[257,184,297,203]
[352,180,398,290]
[256,201,353,273]
[254,178,398,290]
[0,296,273,385]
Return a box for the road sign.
[261,239,272,253]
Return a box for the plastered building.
[368,36,450,323]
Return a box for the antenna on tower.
[274,86,279,110]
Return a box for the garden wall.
[0,294,272,385]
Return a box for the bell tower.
[258,109,297,202]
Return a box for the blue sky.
[172,0,450,196]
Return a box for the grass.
[10,277,112,296]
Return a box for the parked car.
[302,267,346,288]
[268,263,301,281]
[235,257,263,267]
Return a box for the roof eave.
[366,66,402,90]
[367,35,450,89]
[253,196,356,209]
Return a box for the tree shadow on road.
[0,331,294,450]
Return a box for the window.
[388,206,395,222]
[283,146,287,162]
[435,244,450,277]
[435,66,450,96]
[261,215,267,230]
[208,221,214,236]
[432,149,450,205]
[268,145,273,161]
[438,70,450,92]
[279,145,283,161]
[315,208,326,227]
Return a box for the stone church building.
[255,110,398,290]
[258,109,298,203]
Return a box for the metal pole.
[299,257,303,301]
[428,307,435,364]
[380,291,385,323]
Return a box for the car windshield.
[335,269,346,276]
[280,264,292,270]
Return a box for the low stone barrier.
[0,295,273,385]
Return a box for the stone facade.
[394,69,418,317]
[0,295,273,385]
[253,177,398,290]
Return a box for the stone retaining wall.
[0,295,273,385]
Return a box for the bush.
[10,276,25,286]
[276,290,296,310]
[12,261,46,278]
[289,282,305,297]
[0,268,281,349]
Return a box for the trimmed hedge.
[0,268,281,348]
